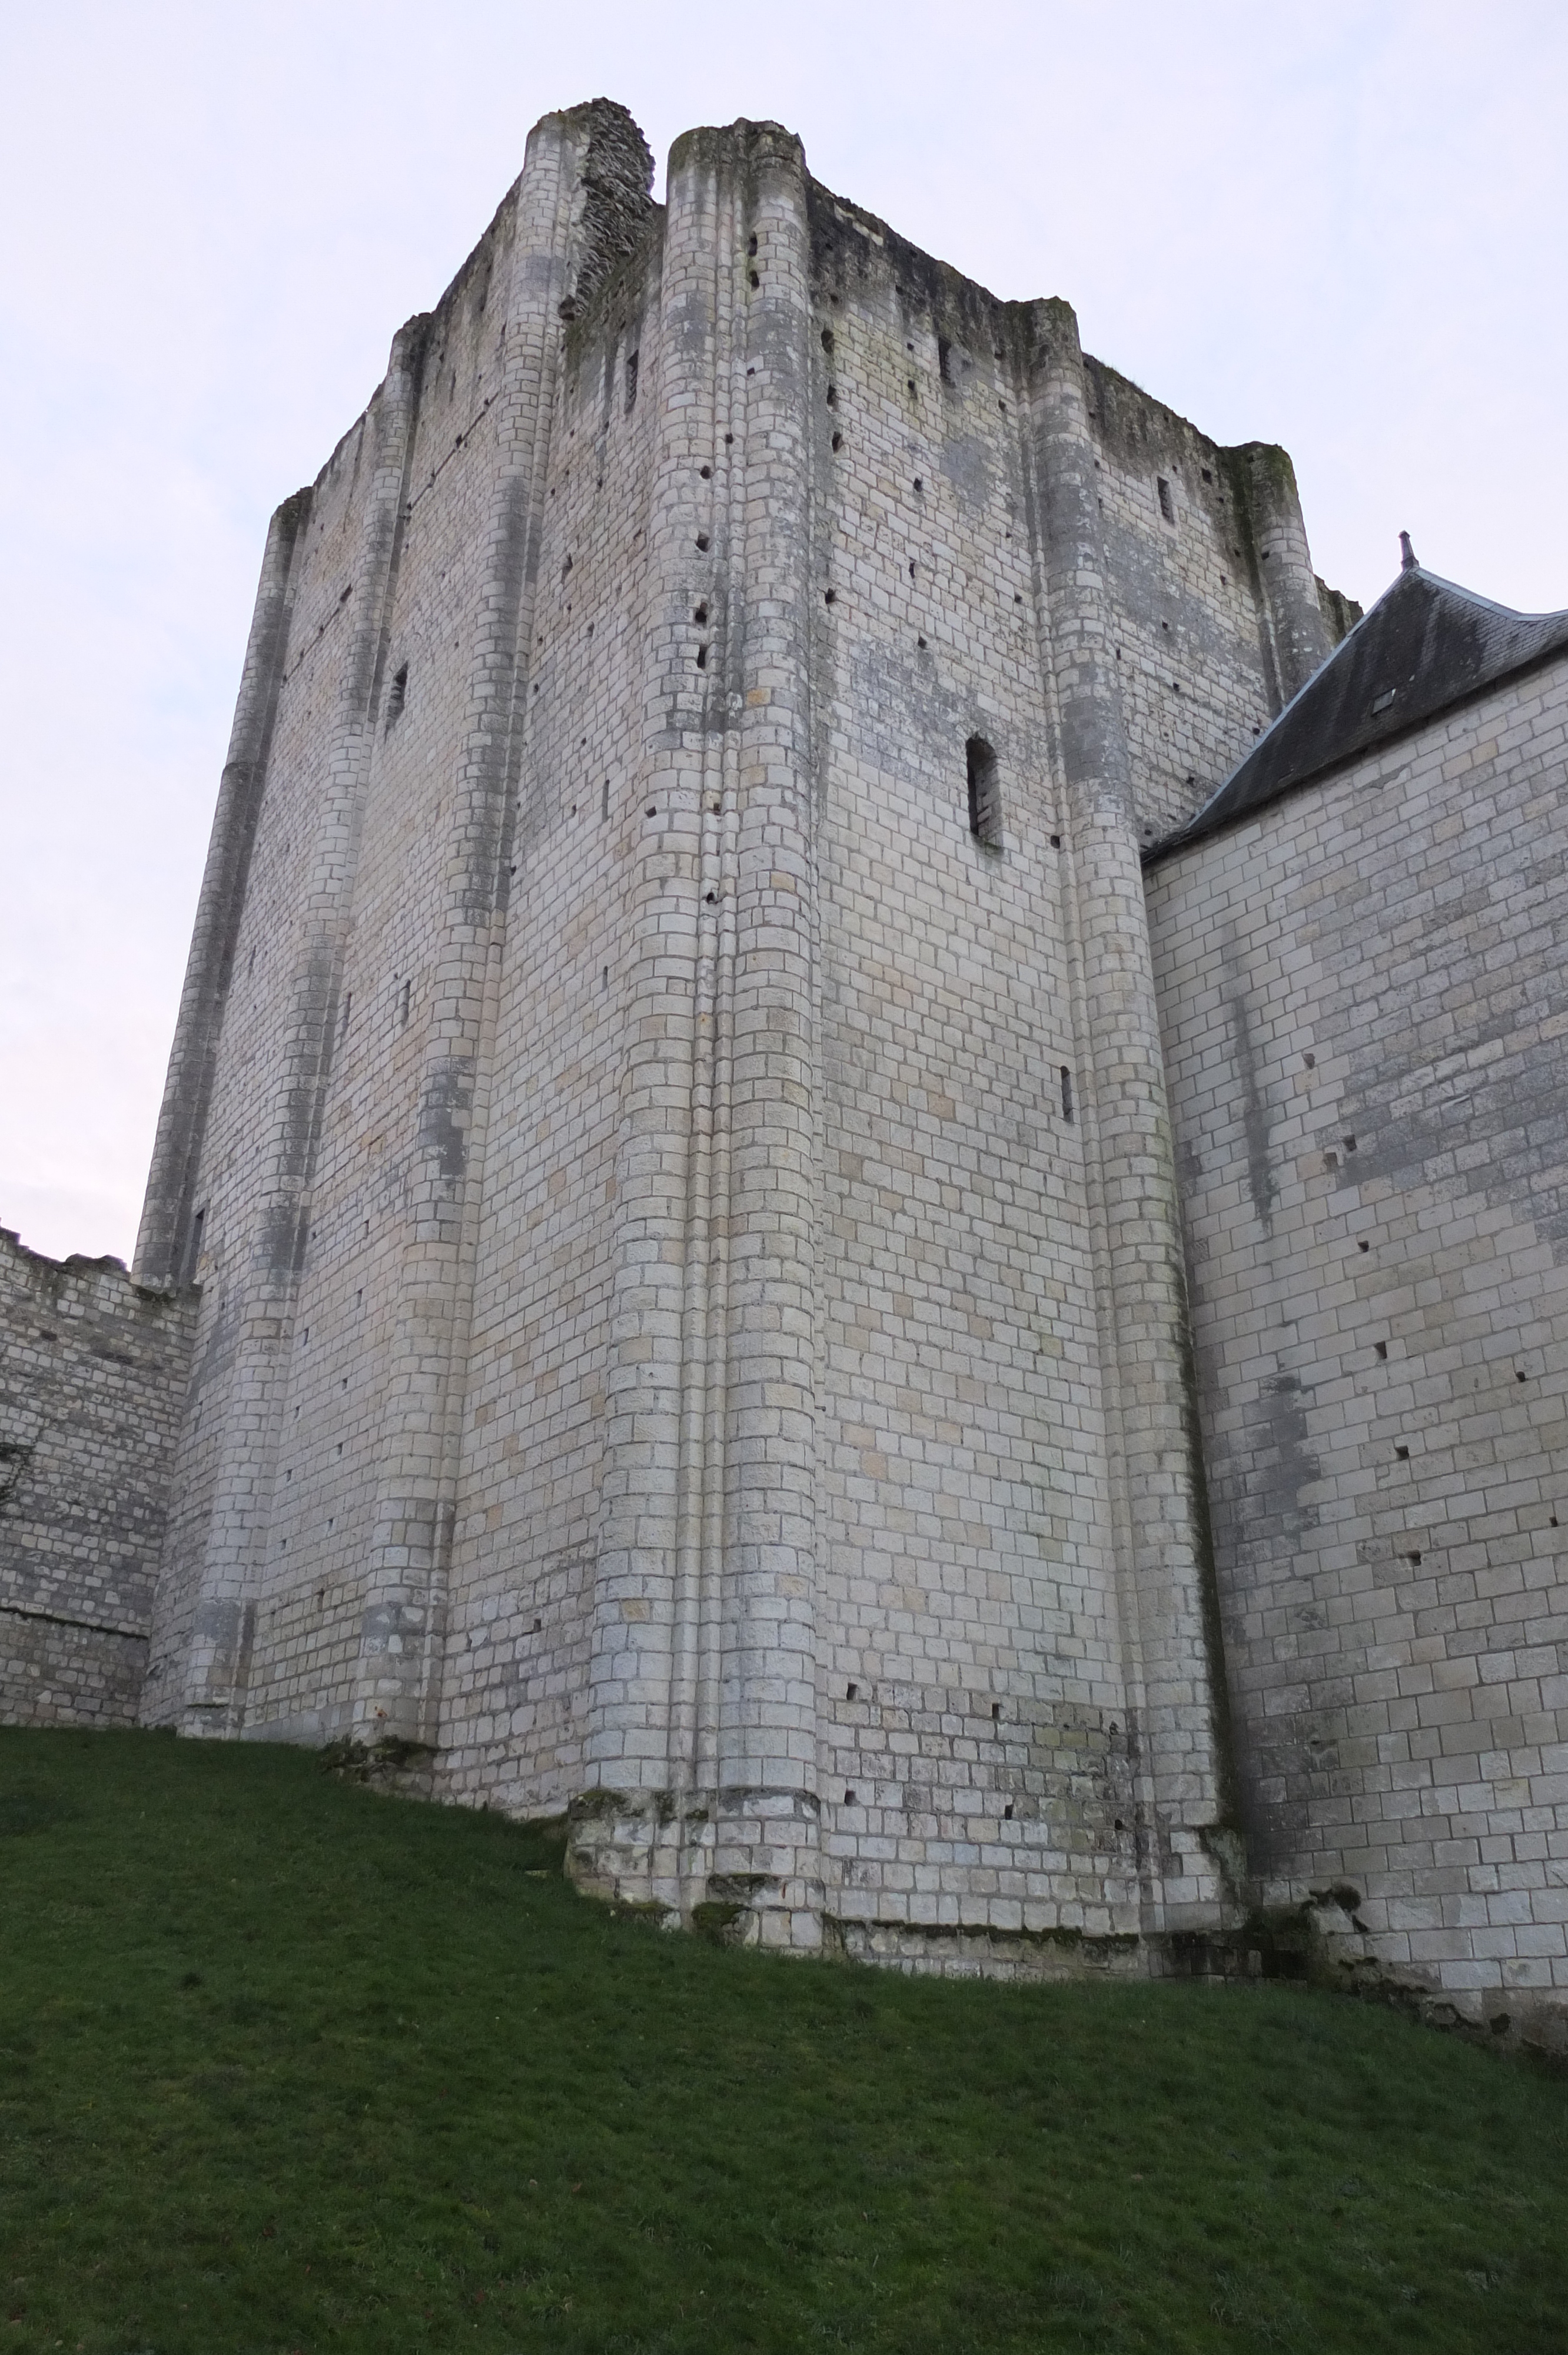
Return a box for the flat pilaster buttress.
[353,104,656,1746]
[584,133,713,1839]
[713,125,821,1950]
[1231,442,1333,709]
[169,326,426,1736]
[135,491,309,1288]
[1026,298,1236,1929]
[582,122,822,1949]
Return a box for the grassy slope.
[1,1729,1564,2355]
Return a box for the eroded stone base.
[827,1917,1148,1981]
[564,1786,823,1952]
[554,1787,1568,2053]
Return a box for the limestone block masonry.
[20,97,1567,2039]
[131,97,1292,1966]
[0,1232,195,1724]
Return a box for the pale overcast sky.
[2,0,1563,1266]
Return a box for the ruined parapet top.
[560,98,656,310]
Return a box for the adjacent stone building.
[1,1230,195,1724]
[1150,561,1568,2026]
[5,99,1566,2039]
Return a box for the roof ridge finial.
[1399,530,1418,572]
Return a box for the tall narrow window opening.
[182,1206,206,1286]
[385,663,408,728]
[965,735,1002,848]
[1157,475,1175,523]
[398,978,411,1030]
[624,349,639,413]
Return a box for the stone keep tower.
[135,99,1347,1959]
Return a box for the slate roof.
[1148,554,1568,863]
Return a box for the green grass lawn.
[2,1728,1565,2354]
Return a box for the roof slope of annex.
[1148,552,1568,863]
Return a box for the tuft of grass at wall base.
[2,1729,1565,2354]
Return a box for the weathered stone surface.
[12,99,1566,2034]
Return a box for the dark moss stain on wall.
[1227,986,1277,1234]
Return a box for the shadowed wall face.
[1150,650,1568,2015]
[138,105,656,1752]
[1087,373,1281,848]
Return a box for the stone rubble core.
[8,98,1568,2054]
